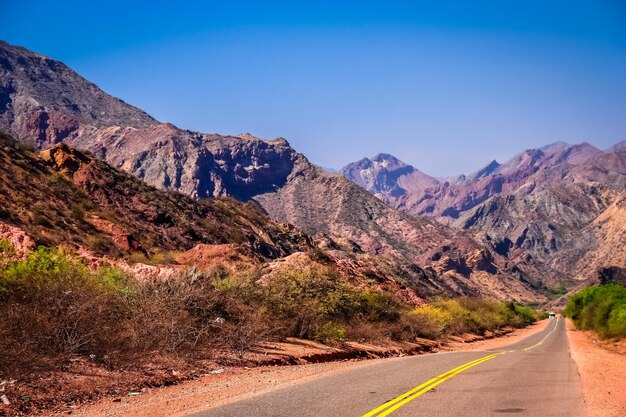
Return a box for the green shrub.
[260,265,404,339]
[0,246,77,293]
[315,322,347,343]
[565,284,626,339]
[398,298,538,341]
[512,304,537,327]
[0,238,16,267]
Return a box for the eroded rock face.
[0,131,314,262]
[339,153,439,200]
[0,221,35,259]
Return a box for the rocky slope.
[342,143,626,284]
[0,40,546,301]
[0,131,311,260]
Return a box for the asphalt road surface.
[191,318,584,417]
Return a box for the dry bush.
[218,307,273,358]
[344,320,394,343]
[0,250,275,378]
[392,310,444,340]
[0,248,133,375]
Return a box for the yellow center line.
[362,353,500,417]
[363,319,559,416]
[523,318,559,352]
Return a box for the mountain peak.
[539,141,571,154]
[468,160,501,180]
[372,152,403,163]
[608,140,626,153]
[0,39,157,149]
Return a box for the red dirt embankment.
[566,319,626,417]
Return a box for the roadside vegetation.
[565,284,626,339]
[0,243,541,380]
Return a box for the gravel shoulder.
[566,319,626,417]
[45,321,551,417]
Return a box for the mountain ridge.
[341,143,626,284]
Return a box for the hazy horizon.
[2,0,625,176]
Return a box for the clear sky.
[1,1,625,176]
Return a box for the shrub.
[0,248,134,374]
[0,245,545,380]
[261,265,357,338]
[394,309,445,340]
[345,320,393,343]
[565,284,626,339]
[260,265,404,340]
[511,304,537,327]
[0,238,16,267]
[126,250,181,265]
[315,322,347,343]
[396,298,538,341]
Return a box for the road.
[190,318,584,417]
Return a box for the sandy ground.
[44,321,551,417]
[566,319,626,417]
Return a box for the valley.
[0,36,624,417]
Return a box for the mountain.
[467,160,500,181]
[0,131,311,260]
[0,131,546,302]
[608,139,626,153]
[0,41,156,149]
[341,144,626,283]
[0,40,545,301]
[340,153,439,200]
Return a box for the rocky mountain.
[342,143,626,284]
[339,153,439,201]
[0,39,549,302]
[0,130,546,302]
[0,41,156,149]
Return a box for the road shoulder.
[566,319,626,417]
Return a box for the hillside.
[0,131,311,259]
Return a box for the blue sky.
[2,1,625,175]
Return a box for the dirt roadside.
[41,320,550,417]
[444,318,549,351]
[566,319,626,417]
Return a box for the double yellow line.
[523,318,559,352]
[362,320,558,416]
[362,353,500,417]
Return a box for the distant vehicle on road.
[549,312,556,319]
